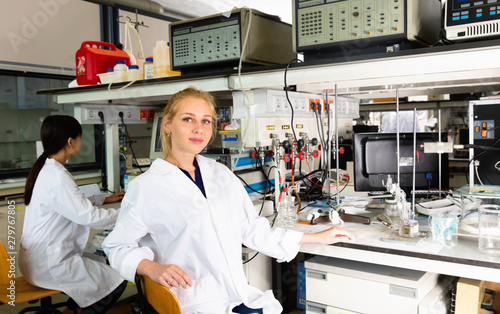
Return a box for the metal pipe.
[335,85,340,205]
[438,108,442,198]
[326,89,332,199]
[84,0,165,15]
[412,108,417,218]
[396,89,400,185]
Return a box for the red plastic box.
[75,41,130,85]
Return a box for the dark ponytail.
[24,115,82,205]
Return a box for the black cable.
[234,172,265,195]
[283,58,302,188]
[98,112,108,191]
[284,58,303,143]
[338,175,349,194]
[466,144,500,151]
[243,164,277,265]
[242,250,260,265]
[314,108,326,151]
[465,134,500,184]
[119,114,144,173]
[252,147,276,189]
[313,107,330,185]
[326,175,350,200]
[285,169,323,182]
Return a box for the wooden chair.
[134,275,182,314]
[0,241,68,314]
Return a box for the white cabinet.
[242,247,273,293]
[305,256,439,314]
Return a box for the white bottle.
[143,57,154,79]
[113,60,128,82]
[153,40,169,78]
[127,65,142,81]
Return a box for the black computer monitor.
[353,132,449,192]
[149,112,164,161]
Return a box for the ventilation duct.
[84,0,165,15]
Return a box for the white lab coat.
[19,158,124,308]
[103,156,303,314]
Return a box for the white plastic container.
[113,60,128,82]
[153,40,169,78]
[143,57,154,79]
[127,64,142,81]
[98,68,122,84]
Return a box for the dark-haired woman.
[19,115,126,313]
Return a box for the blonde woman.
[104,87,354,313]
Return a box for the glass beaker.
[478,205,500,256]
[429,213,459,247]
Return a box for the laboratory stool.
[133,274,182,314]
[0,242,68,313]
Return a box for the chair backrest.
[0,241,12,285]
[142,276,182,314]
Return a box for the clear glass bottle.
[277,187,298,227]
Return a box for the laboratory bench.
[274,187,500,312]
[291,190,500,283]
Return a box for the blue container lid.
[116,60,126,65]
[107,68,114,73]
[145,57,153,62]
[129,65,139,70]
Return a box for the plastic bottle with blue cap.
[127,64,142,81]
[113,60,128,82]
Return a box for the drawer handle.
[306,269,327,280]
[306,302,327,313]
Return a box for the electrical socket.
[78,105,159,124]
[83,107,106,123]
[117,109,135,121]
[114,106,157,124]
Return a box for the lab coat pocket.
[171,275,220,306]
[46,242,79,279]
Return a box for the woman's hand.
[299,227,355,245]
[103,192,125,204]
[137,259,193,289]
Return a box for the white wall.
[0,0,101,75]
[157,0,293,24]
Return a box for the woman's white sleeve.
[103,194,154,282]
[232,173,303,263]
[87,194,106,206]
[53,172,118,229]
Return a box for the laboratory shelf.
[39,39,500,105]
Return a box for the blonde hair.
[160,87,218,160]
